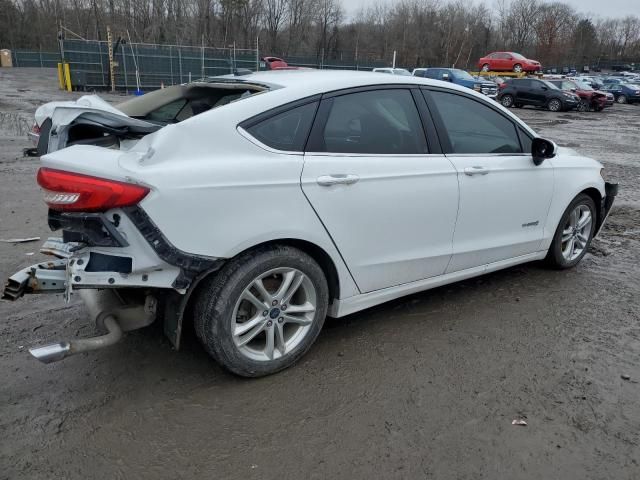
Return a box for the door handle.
[464,166,490,176]
[316,174,360,186]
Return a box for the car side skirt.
[328,250,547,317]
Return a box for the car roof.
[215,69,473,97]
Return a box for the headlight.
[473,84,482,91]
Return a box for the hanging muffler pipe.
[29,315,122,364]
[28,289,156,364]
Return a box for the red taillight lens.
[32,123,41,134]
[37,168,150,212]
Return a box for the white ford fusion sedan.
[4,70,617,377]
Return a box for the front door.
[301,88,459,293]
[423,89,554,272]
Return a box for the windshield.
[541,80,560,90]
[393,69,412,76]
[452,69,475,81]
[510,52,526,60]
[624,84,640,89]
[575,80,593,90]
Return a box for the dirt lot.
[1,68,639,480]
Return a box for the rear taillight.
[37,168,149,212]
[32,123,41,135]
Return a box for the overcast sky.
[342,0,640,19]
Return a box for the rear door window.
[245,102,318,152]
[428,90,522,154]
[318,89,428,155]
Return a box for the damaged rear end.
[8,78,271,363]
[5,144,222,363]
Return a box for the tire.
[194,245,329,377]
[481,63,490,72]
[513,64,523,73]
[577,100,589,112]
[548,98,562,112]
[546,194,597,269]
[617,95,627,104]
[501,94,514,108]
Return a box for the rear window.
[245,102,318,151]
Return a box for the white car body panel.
[301,153,459,292]
[36,70,608,317]
[445,153,554,272]
[34,95,127,126]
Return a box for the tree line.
[1,0,639,69]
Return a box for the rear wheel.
[617,94,627,104]
[548,98,562,112]
[194,245,329,377]
[513,64,523,73]
[546,194,596,269]
[501,94,514,108]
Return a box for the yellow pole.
[57,63,65,89]
[63,63,72,92]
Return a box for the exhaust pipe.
[29,315,122,364]
[28,289,156,364]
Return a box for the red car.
[261,57,303,70]
[547,79,608,111]
[478,52,541,73]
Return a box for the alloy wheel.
[482,64,490,72]
[561,205,592,261]
[501,95,514,107]
[617,95,627,104]
[513,64,523,73]
[231,267,317,362]
[548,99,561,112]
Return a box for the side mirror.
[531,138,557,165]
[541,86,548,90]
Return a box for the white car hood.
[556,146,579,156]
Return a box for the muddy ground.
[1,68,639,479]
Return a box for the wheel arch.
[580,186,603,229]
[164,237,345,350]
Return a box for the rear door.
[301,87,459,293]
[423,88,554,272]
[529,80,549,105]
[514,79,531,104]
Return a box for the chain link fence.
[9,40,389,92]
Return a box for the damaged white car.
[5,70,617,377]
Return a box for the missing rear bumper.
[2,259,67,300]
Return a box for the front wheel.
[194,245,329,377]
[501,94,514,108]
[481,63,490,72]
[548,98,562,112]
[546,194,596,269]
[577,100,589,112]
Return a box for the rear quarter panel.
[118,104,360,300]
